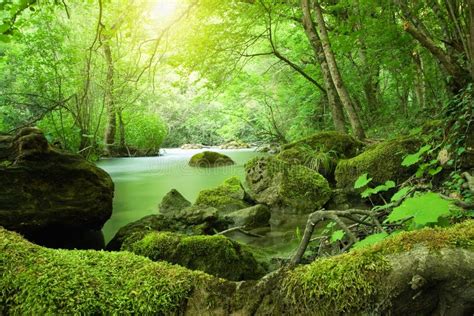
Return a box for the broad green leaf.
[428,166,442,176]
[402,145,431,167]
[330,230,345,242]
[361,180,395,198]
[390,186,412,202]
[354,173,372,189]
[352,232,389,250]
[387,192,452,226]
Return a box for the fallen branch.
[290,208,383,265]
[217,226,264,238]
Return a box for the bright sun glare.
[150,0,179,20]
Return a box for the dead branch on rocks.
[290,208,384,265]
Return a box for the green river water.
[97,148,306,258]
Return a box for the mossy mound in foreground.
[335,137,421,189]
[122,231,266,281]
[188,151,235,167]
[282,131,364,158]
[194,177,250,213]
[1,221,473,314]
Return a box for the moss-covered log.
[1,221,473,314]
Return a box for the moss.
[122,231,267,281]
[0,227,200,314]
[158,189,191,214]
[195,176,250,213]
[335,137,421,189]
[245,156,331,213]
[277,145,337,178]
[188,151,234,167]
[281,220,474,314]
[282,131,364,158]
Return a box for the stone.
[0,127,114,249]
[220,140,251,149]
[225,204,271,229]
[194,177,251,214]
[122,231,267,281]
[158,189,191,214]
[188,151,235,167]
[245,156,331,214]
[282,131,364,158]
[335,137,421,189]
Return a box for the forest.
[0,0,473,314]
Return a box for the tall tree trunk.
[301,0,346,133]
[469,0,474,81]
[412,50,426,109]
[118,110,126,150]
[313,0,366,140]
[103,41,116,156]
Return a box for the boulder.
[220,140,251,149]
[277,145,337,180]
[225,204,271,229]
[282,131,364,158]
[158,189,191,214]
[122,231,266,281]
[194,177,251,213]
[181,143,204,149]
[245,156,331,214]
[335,137,421,189]
[0,127,114,249]
[188,151,234,167]
[106,205,231,250]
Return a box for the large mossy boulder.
[335,137,421,189]
[106,205,231,250]
[188,151,235,167]
[122,231,266,281]
[277,145,337,179]
[0,127,113,249]
[245,156,331,214]
[225,204,271,229]
[158,189,191,214]
[282,131,364,158]
[194,177,251,213]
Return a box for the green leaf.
[330,230,345,242]
[362,180,396,198]
[352,232,389,250]
[386,192,452,226]
[354,173,372,189]
[402,145,431,167]
[428,166,443,176]
[390,186,412,202]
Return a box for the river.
[97,148,305,259]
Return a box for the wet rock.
[0,127,114,249]
[220,140,251,149]
[181,143,204,149]
[188,151,235,167]
[194,177,251,214]
[282,131,364,158]
[245,156,331,214]
[335,137,421,189]
[106,205,231,250]
[225,204,271,229]
[159,189,191,214]
[122,231,266,281]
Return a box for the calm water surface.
[97,148,306,258]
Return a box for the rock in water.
[0,127,114,249]
[188,151,235,167]
[194,177,250,213]
[245,156,331,214]
[159,189,191,214]
[122,231,267,281]
[225,204,271,229]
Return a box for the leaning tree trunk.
[312,0,366,140]
[301,0,346,133]
[103,41,116,156]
